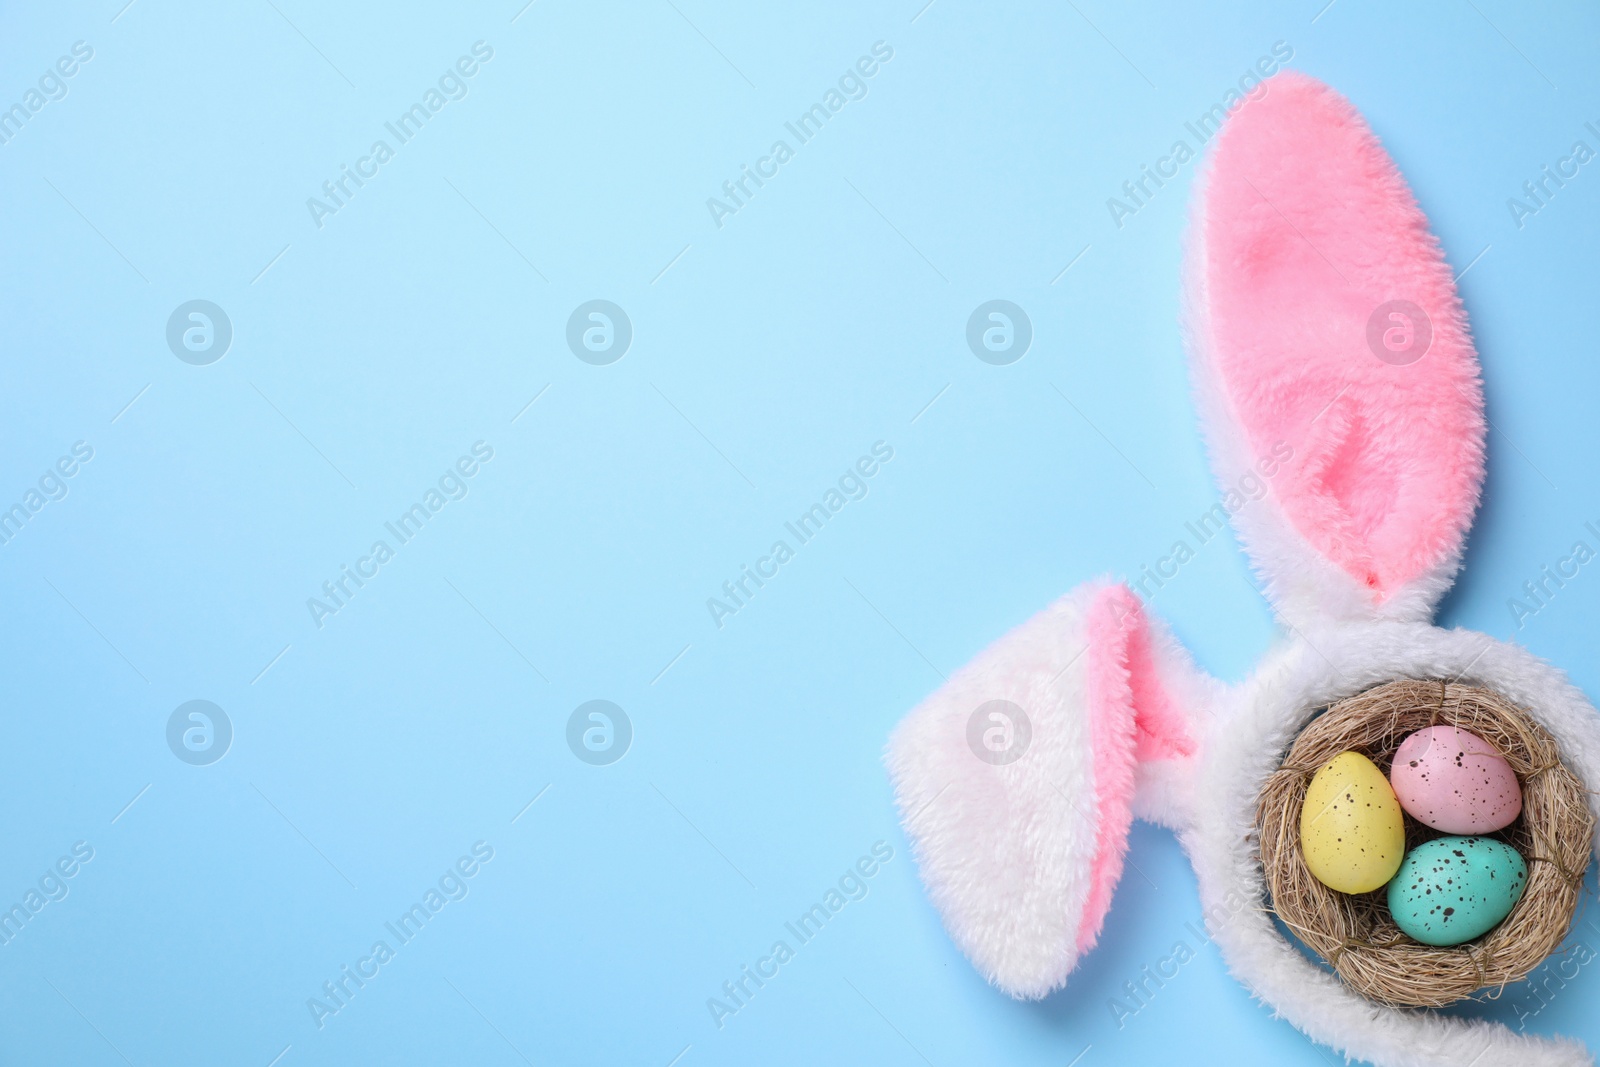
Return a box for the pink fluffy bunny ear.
[1185,71,1486,624]
[887,583,1208,998]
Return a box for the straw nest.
[1256,679,1594,1007]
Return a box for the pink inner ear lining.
[1126,611,1195,763]
[1077,586,1194,954]
[1199,71,1485,604]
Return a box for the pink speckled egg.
[1389,726,1522,834]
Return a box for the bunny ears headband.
[889,71,1600,1067]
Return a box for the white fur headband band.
[888,70,1600,1067]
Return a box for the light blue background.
[3,1,1599,1064]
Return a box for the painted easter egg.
[1387,836,1528,946]
[1300,751,1406,894]
[1389,725,1522,834]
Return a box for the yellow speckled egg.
[1299,751,1405,894]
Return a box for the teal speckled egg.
[1387,836,1528,946]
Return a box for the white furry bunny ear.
[1185,71,1486,625]
[887,583,1209,998]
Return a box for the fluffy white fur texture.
[887,582,1218,999]
[889,70,1597,1067]
[1130,608,1217,832]
[893,590,1600,1064]
[888,582,1114,998]
[1196,622,1600,1067]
